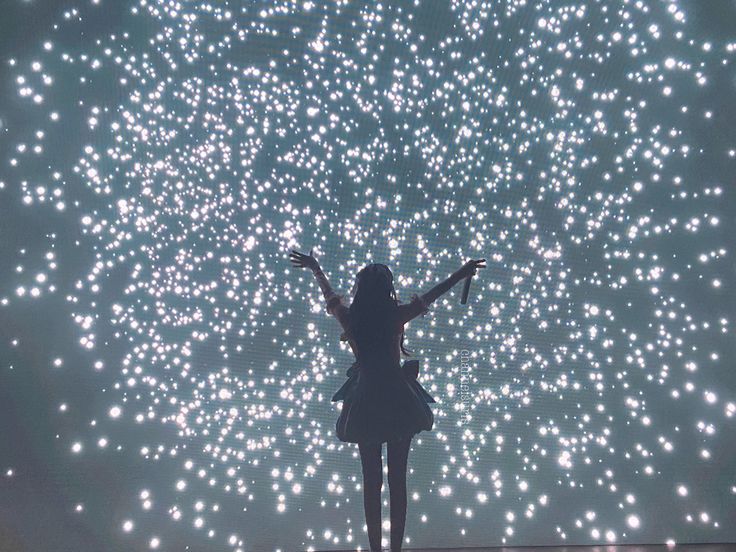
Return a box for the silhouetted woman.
[289,249,485,551]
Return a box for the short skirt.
[331,359,436,444]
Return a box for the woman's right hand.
[458,258,486,279]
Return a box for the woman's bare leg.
[359,441,383,551]
[387,436,411,551]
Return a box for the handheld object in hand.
[461,275,472,304]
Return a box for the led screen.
[0,1,735,550]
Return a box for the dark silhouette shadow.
[290,250,485,551]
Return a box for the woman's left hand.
[289,248,320,271]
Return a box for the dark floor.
[322,544,735,552]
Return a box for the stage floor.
[325,545,735,552]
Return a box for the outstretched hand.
[458,258,486,279]
[289,248,320,271]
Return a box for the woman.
[289,249,485,551]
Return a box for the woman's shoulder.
[396,294,430,325]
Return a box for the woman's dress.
[331,298,436,444]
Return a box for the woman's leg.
[387,436,412,551]
[358,441,383,551]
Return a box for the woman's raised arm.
[289,249,350,330]
[398,259,486,325]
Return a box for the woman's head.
[348,263,412,356]
[351,263,396,300]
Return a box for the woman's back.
[342,294,430,370]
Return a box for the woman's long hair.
[348,263,412,357]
